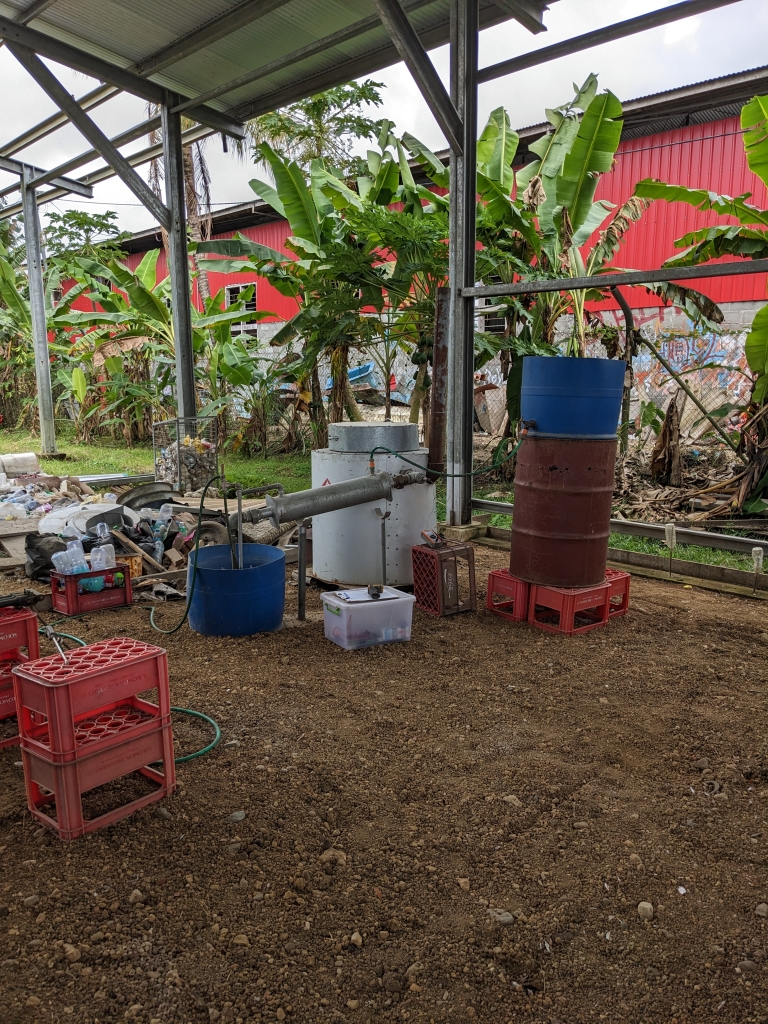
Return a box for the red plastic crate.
[13,637,169,747]
[528,580,611,636]
[13,637,174,840]
[0,607,40,659]
[605,568,631,617]
[486,569,530,622]
[412,543,476,616]
[21,725,174,841]
[50,564,133,616]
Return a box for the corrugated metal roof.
[0,0,556,123]
[515,64,768,158]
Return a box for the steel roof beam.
[0,124,213,219]
[0,115,162,198]
[133,0,294,77]
[463,258,768,298]
[8,43,171,229]
[492,0,548,34]
[0,15,245,138]
[0,153,93,197]
[373,0,463,155]
[478,0,746,82]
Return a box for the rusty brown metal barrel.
[510,436,617,588]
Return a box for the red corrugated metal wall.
[591,116,768,310]
[121,219,298,322]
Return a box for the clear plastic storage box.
[322,587,416,650]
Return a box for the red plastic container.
[605,568,631,617]
[50,564,133,616]
[13,638,174,840]
[0,609,39,750]
[0,607,40,659]
[412,543,476,616]
[528,580,611,636]
[486,569,530,622]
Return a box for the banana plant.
[198,140,402,428]
[634,91,768,409]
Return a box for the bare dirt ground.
[1,546,767,1024]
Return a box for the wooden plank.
[607,560,768,602]
[0,520,40,538]
[111,529,164,573]
[606,547,767,591]
[133,568,186,588]
[0,535,28,559]
[0,557,27,572]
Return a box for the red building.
[120,65,768,337]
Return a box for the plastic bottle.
[91,544,116,570]
[154,540,166,566]
[51,550,72,574]
[94,522,111,542]
[65,539,89,574]
[153,504,174,542]
[103,492,117,503]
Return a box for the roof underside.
[0,0,554,123]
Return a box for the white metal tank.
[311,422,436,587]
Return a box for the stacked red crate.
[0,607,40,750]
[12,637,175,840]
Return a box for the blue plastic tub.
[521,356,625,438]
[187,544,285,637]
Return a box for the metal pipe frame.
[0,154,92,198]
[478,0,745,83]
[161,102,197,421]
[374,0,463,155]
[445,0,478,526]
[0,15,245,139]
[463,258,768,299]
[0,124,213,220]
[471,498,768,557]
[7,42,172,229]
[21,167,56,455]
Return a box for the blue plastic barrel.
[521,356,625,438]
[187,544,285,636]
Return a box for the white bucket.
[0,452,40,477]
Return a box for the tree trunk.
[183,144,211,304]
[345,381,364,422]
[409,362,428,425]
[329,346,348,423]
[310,364,328,448]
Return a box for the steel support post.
[21,167,56,455]
[161,103,197,421]
[446,0,477,525]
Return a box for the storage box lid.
[323,587,415,605]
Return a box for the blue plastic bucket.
[521,356,625,438]
[187,544,285,636]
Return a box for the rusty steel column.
[429,286,450,475]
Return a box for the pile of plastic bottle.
[140,504,174,566]
[0,481,55,519]
[51,523,117,576]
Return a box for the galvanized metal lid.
[327,422,419,454]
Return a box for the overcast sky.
[1,0,767,236]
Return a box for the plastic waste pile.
[155,434,216,492]
[0,471,105,521]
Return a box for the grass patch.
[0,428,312,493]
[608,532,754,571]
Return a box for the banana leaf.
[252,143,320,245]
[556,90,623,234]
[634,179,768,228]
[663,224,768,266]
[745,305,768,403]
[742,93,768,189]
[402,132,449,188]
[477,107,518,193]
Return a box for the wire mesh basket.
[153,417,218,494]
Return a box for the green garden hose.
[148,474,221,635]
[170,706,222,763]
